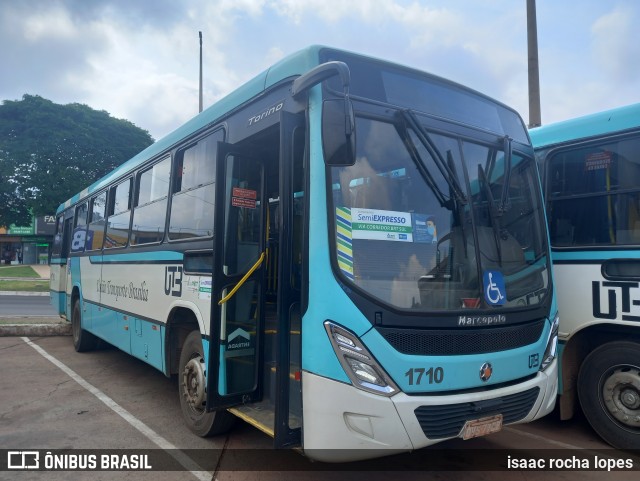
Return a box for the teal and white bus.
[50,46,558,461]
[531,103,640,450]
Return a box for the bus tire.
[71,299,98,352]
[179,330,235,437]
[577,341,640,449]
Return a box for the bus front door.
[209,144,266,409]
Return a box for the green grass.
[0,280,49,292]
[0,265,40,278]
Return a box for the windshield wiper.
[395,115,450,209]
[399,109,468,205]
[499,135,512,214]
[478,163,502,265]
[447,149,468,256]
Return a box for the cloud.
[2,0,524,139]
[0,1,235,139]
[535,2,640,124]
[0,2,106,100]
[22,6,76,41]
[1,0,637,139]
[591,4,640,83]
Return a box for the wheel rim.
[600,364,640,430]
[182,354,206,415]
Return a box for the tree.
[0,95,154,227]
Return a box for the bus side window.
[51,215,65,259]
[71,203,88,253]
[87,192,107,251]
[131,156,171,245]
[105,178,132,249]
[169,130,222,240]
[62,217,73,258]
[553,218,575,245]
[547,134,640,247]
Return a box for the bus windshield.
[330,112,550,311]
[323,49,529,144]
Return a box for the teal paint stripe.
[552,249,640,262]
[90,251,184,263]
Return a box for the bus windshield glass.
[323,49,529,144]
[330,112,550,312]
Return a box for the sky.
[1,0,638,141]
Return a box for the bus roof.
[57,45,325,213]
[529,103,640,150]
[57,44,529,214]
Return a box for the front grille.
[377,319,545,356]
[414,387,540,439]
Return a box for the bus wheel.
[71,299,98,352]
[577,341,640,449]
[178,330,235,437]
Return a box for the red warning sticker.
[232,187,257,199]
[231,187,257,209]
[232,196,256,209]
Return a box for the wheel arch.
[70,284,81,312]
[559,322,640,420]
[164,303,207,377]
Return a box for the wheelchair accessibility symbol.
[483,270,506,306]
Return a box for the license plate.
[461,414,503,440]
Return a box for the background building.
[0,215,55,264]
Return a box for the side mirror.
[292,61,356,166]
[322,99,356,166]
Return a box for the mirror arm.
[292,61,352,138]
[291,61,350,98]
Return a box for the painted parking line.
[21,337,212,481]
[504,426,585,450]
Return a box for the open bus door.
[272,111,305,448]
[207,111,305,448]
[209,142,266,410]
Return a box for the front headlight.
[324,321,398,396]
[540,313,559,372]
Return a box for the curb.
[0,291,49,296]
[0,323,71,337]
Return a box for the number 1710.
[405,367,444,385]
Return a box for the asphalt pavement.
[0,296,58,315]
[0,264,70,337]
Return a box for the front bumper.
[301,358,558,462]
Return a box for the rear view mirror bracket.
[292,61,355,166]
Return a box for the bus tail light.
[324,321,398,397]
[540,313,559,372]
